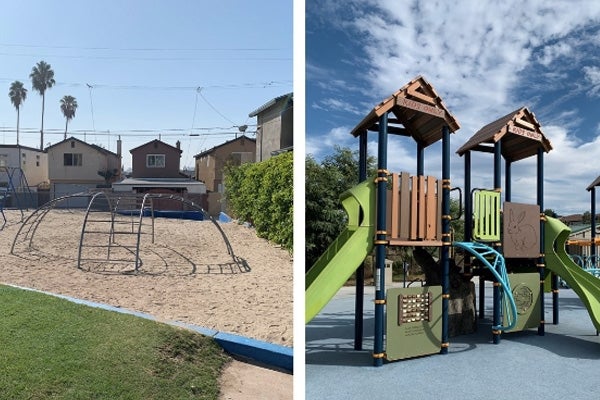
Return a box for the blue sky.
[1,1,292,169]
[306,1,600,215]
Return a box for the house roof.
[456,107,553,162]
[559,214,583,223]
[45,136,119,157]
[194,135,256,158]
[114,177,204,186]
[0,144,46,153]
[129,139,182,154]
[349,75,460,147]
[248,92,293,117]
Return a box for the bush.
[224,152,293,251]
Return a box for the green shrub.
[224,152,293,251]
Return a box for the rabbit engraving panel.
[503,203,540,259]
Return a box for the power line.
[0,77,292,91]
[0,52,291,62]
[197,87,237,125]
[0,125,256,135]
[0,43,285,52]
[86,84,96,139]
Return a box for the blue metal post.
[538,148,546,336]
[354,132,368,350]
[417,140,425,176]
[464,152,473,279]
[373,113,388,366]
[505,161,512,202]
[441,125,451,354]
[592,188,597,262]
[493,141,502,344]
[464,151,472,242]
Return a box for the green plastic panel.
[386,286,442,361]
[504,273,540,332]
[473,190,501,242]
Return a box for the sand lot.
[0,208,294,398]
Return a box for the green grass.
[0,285,230,399]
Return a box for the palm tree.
[60,95,78,139]
[8,81,27,145]
[29,60,55,150]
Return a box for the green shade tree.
[60,95,78,139]
[8,80,27,145]
[305,146,375,269]
[29,60,56,150]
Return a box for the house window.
[64,153,83,166]
[71,140,75,148]
[146,154,165,168]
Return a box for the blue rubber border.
[4,284,293,373]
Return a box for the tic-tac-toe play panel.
[386,286,442,361]
[504,272,541,332]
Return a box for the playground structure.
[306,75,600,366]
[0,167,35,228]
[10,191,249,275]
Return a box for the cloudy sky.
[306,0,600,215]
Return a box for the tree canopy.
[305,146,375,269]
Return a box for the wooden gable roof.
[586,175,600,191]
[456,107,552,162]
[350,75,460,147]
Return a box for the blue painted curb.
[214,331,293,372]
[4,284,293,373]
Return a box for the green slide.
[545,216,600,331]
[305,179,376,323]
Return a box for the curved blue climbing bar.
[453,241,517,331]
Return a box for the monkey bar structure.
[0,166,35,221]
[10,191,244,273]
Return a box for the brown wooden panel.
[425,176,437,240]
[399,172,410,240]
[410,176,418,240]
[386,189,393,239]
[436,179,443,240]
[389,239,443,247]
[390,173,399,239]
[417,175,426,239]
[503,202,540,258]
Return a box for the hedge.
[224,151,293,251]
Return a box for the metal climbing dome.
[0,166,35,225]
[11,191,247,274]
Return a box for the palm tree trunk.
[16,106,20,145]
[64,118,68,140]
[40,92,45,150]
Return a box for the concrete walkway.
[306,283,600,400]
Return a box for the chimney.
[117,136,122,159]
[176,140,181,150]
[117,136,122,178]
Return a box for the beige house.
[248,93,293,162]
[0,144,48,188]
[46,137,121,200]
[194,135,256,192]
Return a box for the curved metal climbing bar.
[453,241,518,331]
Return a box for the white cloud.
[306,126,357,158]
[309,0,600,215]
[583,65,600,96]
[315,98,363,115]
